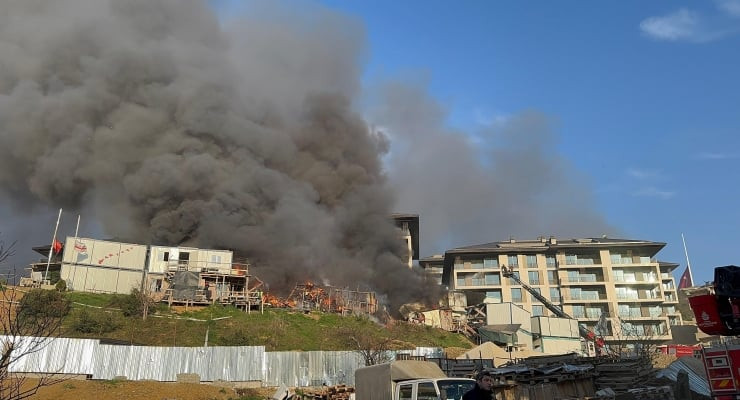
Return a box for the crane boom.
[500,265,596,342]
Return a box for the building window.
[456,277,465,287]
[511,288,523,302]
[586,307,603,319]
[546,255,556,268]
[471,260,484,269]
[484,258,499,268]
[507,255,519,267]
[526,255,538,268]
[572,305,585,318]
[211,254,221,264]
[532,305,544,317]
[158,251,169,262]
[484,273,500,285]
[547,270,557,285]
[549,287,560,302]
[528,271,540,285]
[509,271,520,284]
[486,291,502,303]
[471,272,485,286]
[565,252,601,265]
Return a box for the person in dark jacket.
[462,370,493,400]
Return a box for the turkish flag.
[678,267,693,289]
[52,239,63,254]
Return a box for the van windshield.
[437,379,476,400]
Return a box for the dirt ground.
[24,379,276,400]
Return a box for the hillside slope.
[60,291,474,351]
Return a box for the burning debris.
[0,0,441,314]
[263,281,378,316]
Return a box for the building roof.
[447,237,666,255]
[419,254,443,263]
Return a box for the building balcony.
[616,295,663,302]
[558,263,604,269]
[455,282,501,289]
[613,278,660,285]
[561,277,606,285]
[561,293,609,302]
[618,313,668,320]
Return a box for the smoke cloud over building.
[0,1,617,312]
[0,0,439,310]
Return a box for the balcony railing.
[616,294,663,301]
[613,279,658,284]
[562,293,607,301]
[618,311,665,318]
[563,276,602,283]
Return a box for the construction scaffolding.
[160,260,264,313]
[265,281,378,316]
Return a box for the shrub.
[55,279,67,292]
[18,288,71,322]
[71,308,119,334]
[112,288,157,318]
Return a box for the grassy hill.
[61,291,474,352]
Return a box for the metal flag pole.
[681,233,695,287]
[44,208,63,282]
[70,214,81,286]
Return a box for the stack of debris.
[484,363,598,399]
[274,385,355,400]
[593,357,654,393]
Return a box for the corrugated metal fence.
[2,336,441,386]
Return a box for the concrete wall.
[486,303,534,351]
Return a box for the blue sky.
[310,0,740,284]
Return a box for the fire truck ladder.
[500,265,602,350]
[701,343,740,400]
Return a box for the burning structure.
[0,1,441,315]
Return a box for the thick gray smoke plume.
[0,0,439,310]
[371,82,618,255]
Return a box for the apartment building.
[391,213,420,268]
[440,236,682,345]
[419,254,444,285]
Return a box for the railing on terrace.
[562,293,607,301]
[563,276,602,283]
[616,294,663,300]
[613,277,658,283]
[619,311,665,318]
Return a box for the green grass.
[65,291,123,308]
[60,292,474,351]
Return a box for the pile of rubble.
[593,357,654,393]
[272,384,355,400]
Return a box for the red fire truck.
[688,265,740,399]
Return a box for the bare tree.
[0,233,16,267]
[0,233,71,400]
[340,321,394,366]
